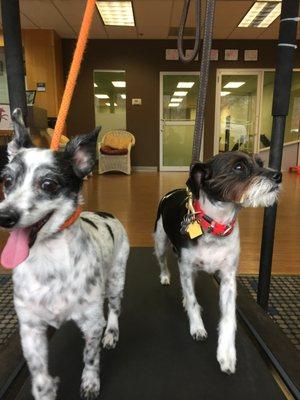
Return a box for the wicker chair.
[98,130,135,175]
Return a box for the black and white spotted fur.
[0,109,130,400]
[154,152,281,374]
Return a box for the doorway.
[159,72,203,171]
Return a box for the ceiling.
[0,0,299,40]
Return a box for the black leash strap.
[177,0,216,163]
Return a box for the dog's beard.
[240,177,281,208]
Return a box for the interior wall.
[0,29,63,118]
[62,39,300,167]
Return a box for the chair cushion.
[103,135,130,149]
[100,145,128,155]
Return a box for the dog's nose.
[0,209,20,228]
[272,171,282,184]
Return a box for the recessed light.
[96,1,135,26]
[223,82,245,89]
[239,1,281,28]
[120,94,126,99]
[173,91,188,97]
[170,98,183,102]
[95,94,109,99]
[221,91,231,97]
[168,103,180,107]
[112,81,126,88]
[93,83,98,88]
[177,82,195,88]
[105,102,118,106]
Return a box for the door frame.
[214,69,264,155]
[159,71,203,171]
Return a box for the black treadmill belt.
[16,248,284,400]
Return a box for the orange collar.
[59,206,82,232]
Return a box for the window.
[260,71,300,149]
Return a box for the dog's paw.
[32,375,59,400]
[190,326,207,341]
[160,274,170,285]
[81,370,100,400]
[102,328,119,349]
[217,345,236,374]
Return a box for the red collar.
[193,200,236,237]
[59,206,82,232]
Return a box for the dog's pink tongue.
[1,228,30,269]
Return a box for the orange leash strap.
[51,0,96,151]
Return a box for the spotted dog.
[154,151,281,374]
[0,109,130,400]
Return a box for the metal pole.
[257,0,299,310]
[1,0,28,122]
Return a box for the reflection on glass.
[93,71,126,135]
[260,71,300,148]
[163,75,199,121]
[162,74,199,167]
[163,125,194,166]
[219,75,257,153]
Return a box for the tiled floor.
[238,275,300,351]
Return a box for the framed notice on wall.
[210,49,219,61]
[224,49,239,61]
[244,50,258,61]
[165,49,179,60]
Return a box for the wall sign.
[37,82,46,92]
[244,50,258,61]
[132,98,142,105]
[224,49,239,61]
[210,49,219,61]
[165,49,179,60]
[185,49,198,60]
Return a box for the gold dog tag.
[187,221,203,239]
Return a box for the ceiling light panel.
[93,83,98,88]
[223,82,245,89]
[221,91,231,97]
[238,1,282,28]
[105,102,118,106]
[171,98,183,102]
[173,91,188,97]
[120,94,126,99]
[168,103,180,107]
[96,1,135,26]
[112,81,126,87]
[177,82,195,88]
[95,94,109,99]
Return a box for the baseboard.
[132,166,158,172]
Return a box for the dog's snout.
[0,209,20,228]
[271,171,282,184]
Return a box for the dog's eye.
[2,176,13,189]
[41,179,58,193]
[234,163,245,172]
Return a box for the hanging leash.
[51,0,96,151]
[177,0,216,162]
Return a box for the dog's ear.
[7,108,34,160]
[186,162,210,199]
[65,127,101,178]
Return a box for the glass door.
[214,70,262,155]
[159,72,202,171]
